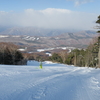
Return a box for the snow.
[45,53,52,56]
[37,48,54,52]
[12,36,20,37]
[0,61,100,100]
[18,47,27,51]
[37,47,76,52]
[0,35,9,38]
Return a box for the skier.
[39,62,43,69]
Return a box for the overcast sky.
[0,0,99,30]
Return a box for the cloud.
[0,8,98,30]
[67,0,93,6]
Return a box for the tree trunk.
[74,53,77,66]
[98,47,100,68]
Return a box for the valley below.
[0,27,97,53]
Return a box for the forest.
[49,15,100,68]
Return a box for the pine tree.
[96,15,100,67]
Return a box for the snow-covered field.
[0,61,100,100]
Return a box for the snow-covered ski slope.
[0,61,100,100]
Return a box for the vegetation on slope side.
[0,42,27,65]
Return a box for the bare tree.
[59,50,67,63]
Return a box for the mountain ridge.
[0,27,97,52]
[0,27,96,37]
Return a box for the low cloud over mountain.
[0,8,97,30]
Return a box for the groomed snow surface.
[0,61,100,100]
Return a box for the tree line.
[49,15,100,68]
[49,38,99,68]
[0,42,27,65]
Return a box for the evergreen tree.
[14,51,23,64]
[3,47,13,65]
[96,15,100,67]
[0,42,25,65]
[96,15,100,32]
[49,53,63,63]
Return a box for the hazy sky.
[0,0,99,30]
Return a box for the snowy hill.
[0,28,97,49]
[0,61,100,100]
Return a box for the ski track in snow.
[0,61,100,100]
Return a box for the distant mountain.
[0,27,69,36]
[0,26,97,52]
[1,27,96,37]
